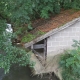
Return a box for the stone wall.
[47,21,80,56]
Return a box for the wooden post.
[33,44,45,49]
[44,38,47,60]
[32,39,47,61]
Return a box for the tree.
[0,21,34,74]
[0,0,34,74]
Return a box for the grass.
[21,30,45,43]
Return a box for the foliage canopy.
[0,0,80,25]
[60,40,80,80]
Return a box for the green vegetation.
[60,40,80,80]
[0,0,80,26]
[0,0,80,74]
[0,22,34,74]
[21,31,45,43]
[21,34,35,43]
[37,31,46,35]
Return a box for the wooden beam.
[44,39,47,60]
[33,50,43,59]
[33,44,44,49]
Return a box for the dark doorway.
[32,39,47,61]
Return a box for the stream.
[0,65,59,80]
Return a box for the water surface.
[2,65,59,80]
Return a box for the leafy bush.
[60,40,80,80]
[21,31,45,43]
[0,0,80,27]
[0,22,34,74]
[71,0,80,10]
[21,34,35,43]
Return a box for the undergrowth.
[60,40,80,80]
[21,31,45,43]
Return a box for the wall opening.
[32,39,47,61]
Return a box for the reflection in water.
[2,65,59,80]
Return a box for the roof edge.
[24,17,80,48]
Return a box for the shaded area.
[2,65,59,80]
[0,69,5,80]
